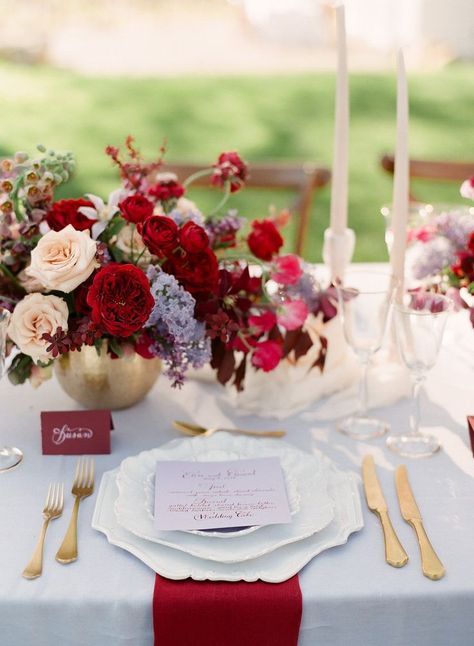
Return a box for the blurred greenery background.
[1,60,472,261]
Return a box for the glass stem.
[358,356,370,417]
[409,375,425,437]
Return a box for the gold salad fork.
[23,482,64,579]
[56,458,94,564]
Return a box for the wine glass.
[0,308,23,472]
[336,270,394,440]
[387,291,452,458]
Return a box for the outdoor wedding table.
[1,264,473,646]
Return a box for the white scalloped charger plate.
[114,434,335,563]
[92,465,363,582]
[120,433,303,539]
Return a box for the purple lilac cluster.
[411,237,456,280]
[435,210,474,248]
[168,202,205,227]
[205,209,244,248]
[410,209,474,280]
[287,268,338,322]
[145,267,211,385]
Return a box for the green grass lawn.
[1,61,472,261]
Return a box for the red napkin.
[468,416,474,456]
[153,574,302,646]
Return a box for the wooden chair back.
[380,154,474,202]
[159,162,331,257]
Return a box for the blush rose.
[27,224,98,293]
[8,293,69,363]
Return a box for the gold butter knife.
[395,465,445,580]
[362,455,408,568]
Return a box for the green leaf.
[8,353,33,385]
[101,215,127,242]
[108,337,124,358]
[110,246,125,263]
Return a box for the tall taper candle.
[391,50,409,294]
[329,4,349,235]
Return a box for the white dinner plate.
[93,466,363,582]
[114,433,335,563]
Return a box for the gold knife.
[395,465,445,581]
[362,455,408,568]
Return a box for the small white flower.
[154,172,178,183]
[78,188,126,239]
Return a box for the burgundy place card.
[41,410,114,455]
[468,417,474,457]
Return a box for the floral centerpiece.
[407,177,474,327]
[0,138,339,406]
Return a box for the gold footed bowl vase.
[54,343,162,410]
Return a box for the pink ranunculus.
[248,310,277,334]
[460,176,474,201]
[277,299,309,331]
[407,225,436,244]
[270,255,302,285]
[251,340,283,372]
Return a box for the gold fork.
[22,482,64,579]
[56,458,94,564]
[173,420,286,438]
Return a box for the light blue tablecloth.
[0,308,473,646]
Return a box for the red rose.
[86,263,154,337]
[179,221,209,253]
[452,252,474,282]
[247,220,283,261]
[251,340,283,372]
[164,248,219,298]
[139,215,179,257]
[469,231,474,254]
[211,151,248,193]
[74,280,93,315]
[46,198,95,232]
[119,195,154,224]
[148,180,185,202]
[451,233,474,282]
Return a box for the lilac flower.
[287,272,317,306]
[205,209,244,248]
[168,198,205,227]
[411,237,456,280]
[145,267,211,386]
[435,210,474,249]
[147,267,199,341]
[286,269,339,322]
